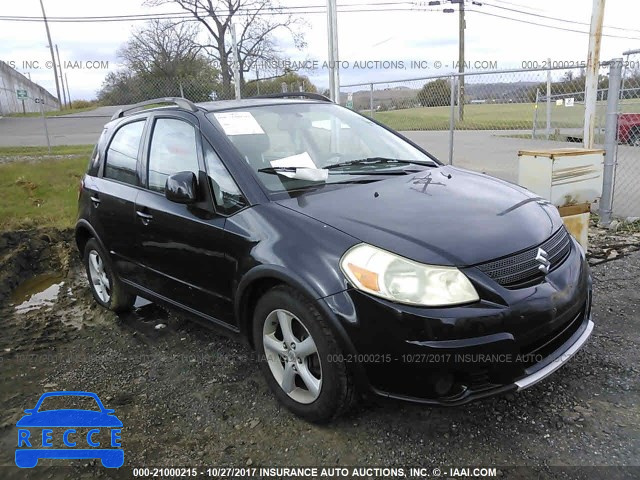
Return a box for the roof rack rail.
[111,97,198,120]
[252,92,333,103]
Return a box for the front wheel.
[253,286,355,423]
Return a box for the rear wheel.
[253,285,355,423]
[83,238,135,313]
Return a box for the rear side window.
[147,118,200,193]
[104,121,145,185]
[87,128,108,175]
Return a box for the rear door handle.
[136,210,153,225]
[90,196,101,207]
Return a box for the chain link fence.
[95,74,315,106]
[341,65,609,141]
[611,52,640,220]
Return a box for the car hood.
[276,166,563,266]
[16,410,123,428]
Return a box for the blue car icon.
[15,391,123,468]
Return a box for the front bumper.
[322,237,593,405]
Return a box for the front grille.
[475,227,572,288]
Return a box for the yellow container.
[558,203,590,251]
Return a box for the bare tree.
[98,20,220,104]
[119,19,203,79]
[144,0,306,96]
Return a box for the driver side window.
[147,118,199,193]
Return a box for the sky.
[1,0,639,100]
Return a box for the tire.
[83,238,135,313]
[253,285,356,423]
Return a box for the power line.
[3,1,640,41]
[0,3,418,22]
[0,9,421,22]
[416,1,640,36]
[481,1,640,34]
[488,0,544,12]
[466,8,640,40]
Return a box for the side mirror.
[165,171,198,204]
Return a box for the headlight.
[340,243,479,307]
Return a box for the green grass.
[0,145,94,157]
[6,106,99,118]
[370,99,640,131]
[0,154,89,230]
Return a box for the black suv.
[77,95,593,422]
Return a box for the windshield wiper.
[257,166,329,182]
[257,166,297,174]
[258,165,408,177]
[323,157,436,170]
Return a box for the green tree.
[243,70,318,97]
[417,79,451,107]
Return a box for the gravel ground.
[0,228,638,480]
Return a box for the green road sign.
[16,89,28,100]
[346,92,354,109]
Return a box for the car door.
[132,112,246,326]
[86,118,147,276]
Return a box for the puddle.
[117,297,172,338]
[10,273,65,314]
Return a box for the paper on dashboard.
[213,111,265,135]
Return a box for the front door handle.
[136,210,153,225]
[90,196,101,207]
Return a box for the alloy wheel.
[88,250,111,303]
[262,309,322,404]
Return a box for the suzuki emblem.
[535,248,551,274]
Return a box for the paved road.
[0,112,638,219]
[0,106,119,147]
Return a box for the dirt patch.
[0,229,73,307]
[0,228,638,479]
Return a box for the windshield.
[207,103,438,196]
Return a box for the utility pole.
[326,0,341,103]
[546,58,552,139]
[65,72,72,105]
[583,0,606,148]
[39,0,62,108]
[55,44,67,109]
[230,23,242,100]
[457,0,465,121]
[599,59,622,226]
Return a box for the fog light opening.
[433,373,455,397]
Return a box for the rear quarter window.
[87,128,108,176]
